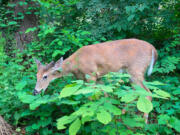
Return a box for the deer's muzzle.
[33,89,40,95]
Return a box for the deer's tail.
[147,49,157,76]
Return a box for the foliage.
[154,30,180,74]
[0,0,179,135]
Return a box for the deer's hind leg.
[128,68,152,123]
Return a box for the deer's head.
[34,57,63,95]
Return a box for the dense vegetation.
[0,0,179,135]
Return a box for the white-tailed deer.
[34,38,158,123]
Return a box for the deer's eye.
[43,75,48,80]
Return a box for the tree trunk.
[12,0,38,51]
[0,115,16,135]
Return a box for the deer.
[34,38,158,123]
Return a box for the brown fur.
[61,39,157,82]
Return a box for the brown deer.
[34,38,158,123]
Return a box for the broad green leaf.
[18,1,27,6]
[37,117,52,128]
[29,102,41,110]
[127,14,135,21]
[172,89,180,95]
[169,117,180,133]
[58,41,63,46]
[15,81,27,90]
[137,96,153,113]
[81,31,90,35]
[125,6,131,13]
[60,83,82,98]
[18,93,37,104]
[122,117,144,128]
[97,110,112,124]
[114,90,129,98]
[0,24,7,27]
[8,21,17,25]
[29,96,50,110]
[104,102,121,115]
[7,3,16,7]
[69,118,81,135]
[158,114,170,125]
[57,115,76,130]
[74,87,94,95]
[98,85,113,93]
[154,90,170,98]
[121,94,138,103]
[145,81,165,86]
[82,116,91,124]
[74,107,89,116]
[74,105,95,118]
[109,106,121,115]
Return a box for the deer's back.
[67,39,157,77]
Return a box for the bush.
[0,0,179,135]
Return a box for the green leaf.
[122,117,144,128]
[74,87,94,95]
[18,93,37,104]
[145,81,165,86]
[98,85,113,93]
[125,6,131,13]
[137,96,153,113]
[69,118,81,135]
[29,102,41,110]
[82,116,91,124]
[58,41,63,46]
[57,115,76,130]
[121,94,138,103]
[0,24,7,27]
[139,4,147,12]
[169,117,180,133]
[7,3,16,7]
[15,80,27,90]
[52,50,65,57]
[25,27,37,33]
[81,31,90,35]
[127,14,135,21]
[60,83,82,98]
[154,90,171,98]
[19,1,27,6]
[97,110,112,124]
[103,103,121,115]
[8,21,17,25]
[158,114,170,125]
[29,96,50,110]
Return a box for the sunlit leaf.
[121,94,138,103]
[57,115,76,130]
[154,90,171,98]
[60,83,82,98]
[69,118,81,135]
[137,96,153,113]
[8,21,17,25]
[97,109,112,124]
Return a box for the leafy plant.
[0,0,179,134]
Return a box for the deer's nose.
[33,89,39,95]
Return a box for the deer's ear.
[34,58,42,69]
[52,57,63,71]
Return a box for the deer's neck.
[61,59,73,76]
